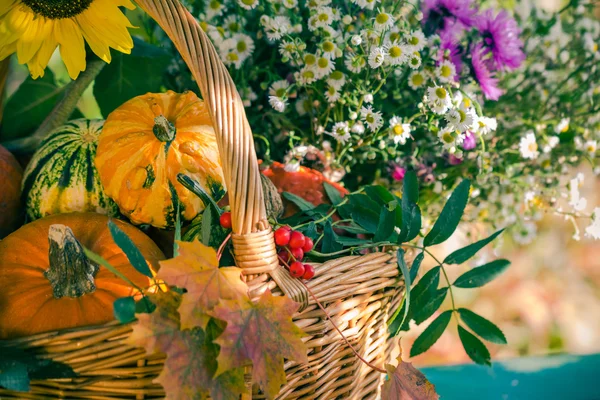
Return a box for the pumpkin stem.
[45,224,98,299]
[153,115,176,142]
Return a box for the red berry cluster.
[274,226,315,280]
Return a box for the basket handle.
[136,0,308,306]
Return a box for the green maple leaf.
[211,291,308,399]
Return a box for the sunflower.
[0,0,135,80]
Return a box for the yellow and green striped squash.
[22,119,119,221]
[95,90,225,229]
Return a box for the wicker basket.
[0,0,406,398]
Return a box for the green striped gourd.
[22,119,119,220]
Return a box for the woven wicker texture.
[0,0,406,398]
[0,254,403,399]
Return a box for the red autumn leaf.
[157,241,248,329]
[211,290,308,399]
[382,353,439,400]
[127,292,247,399]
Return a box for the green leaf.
[423,179,471,247]
[453,259,511,288]
[282,191,315,211]
[363,185,395,205]
[398,172,421,243]
[348,193,380,214]
[413,288,448,325]
[338,223,370,234]
[174,202,182,257]
[410,310,452,357]
[302,222,318,240]
[374,205,397,242]
[83,247,142,292]
[114,296,136,323]
[389,249,412,336]
[411,266,440,303]
[201,206,213,247]
[135,296,157,314]
[177,174,221,216]
[458,325,491,366]
[108,220,153,277]
[334,236,370,246]
[321,221,342,253]
[458,308,507,344]
[323,182,343,205]
[444,229,505,264]
[94,37,170,116]
[351,206,379,234]
[0,70,82,140]
[409,252,425,282]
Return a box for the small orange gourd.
[0,212,164,339]
[95,91,225,229]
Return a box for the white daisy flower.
[408,53,422,69]
[406,30,426,52]
[389,116,412,145]
[295,96,312,115]
[352,0,379,10]
[475,116,497,135]
[231,33,254,59]
[386,41,409,65]
[438,127,464,152]
[269,96,287,112]
[569,175,587,211]
[368,46,388,68]
[584,140,597,155]
[408,71,427,89]
[262,16,292,41]
[585,207,600,239]
[223,15,245,33]
[238,0,259,10]
[325,85,341,103]
[542,136,560,153]
[555,117,570,133]
[283,0,298,8]
[296,66,318,85]
[435,60,456,83]
[345,53,366,73]
[327,70,346,89]
[445,103,476,132]
[360,105,384,132]
[321,40,339,59]
[364,93,374,103]
[309,6,337,31]
[513,221,537,245]
[351,35,362,46]
[374,12,395,31]
[315,56,335,78]
[303,53,317,67]
[220,46,244,68]
[327,122,351,143]
[269,80,290,98]
[279,40,297,58]
[351,121,365,134]
[519,131,539,160]
[205,0,225,20]
[426,86,452,114]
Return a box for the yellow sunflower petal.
[16,15,47,64]
[76,15,112,63]
[54,18,85,80]
[1,5,33,46]
[115,0,136,9]
[0,40,17,61]
[0,0,18,17]
[77,0,133,54]
[28,22,57,79]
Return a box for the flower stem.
[3,59,105,154]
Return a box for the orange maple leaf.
[382,352,439,400]
[157,241,248,329]
[211,290,308,400]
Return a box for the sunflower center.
[23,0,94,19]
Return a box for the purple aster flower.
[462,131,477,150]
[476,9,525,70]
[438,20,464,75]
[422,0,478,34]
[471,43,504,101]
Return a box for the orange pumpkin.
[261,162,348,217]
[95,90,225,229]
[0,144,24,238]
[0,212,164,339]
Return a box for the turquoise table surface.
[421,353,600,399]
